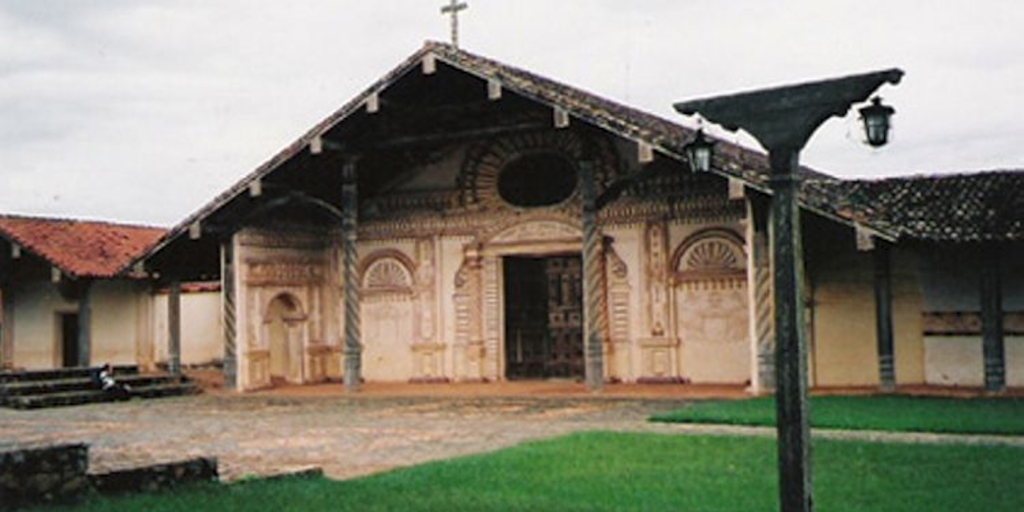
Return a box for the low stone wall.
[91,457,218,495]
[0,443,89,508]
[1,443,218,509]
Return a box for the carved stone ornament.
[362,254,415,296]
[672,229,746,283]
[458,130,619,212]
[245,259,325,286]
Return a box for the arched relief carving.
[672,228,751,383]
[458,131,620,211]
[672,229,746,283]
[482,215,583,248]
[262,292,306,324]
[360,249,417,297]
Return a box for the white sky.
[2,1,1023,226]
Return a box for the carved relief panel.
[672,230,751,384]
[360,250,418,381]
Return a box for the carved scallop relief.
[363,257,414,294]
[673,230,746,282]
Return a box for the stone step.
[1,375,185,397]
[0,365,139,384]
[2,381,199,410]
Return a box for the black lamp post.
[674,68,902,512]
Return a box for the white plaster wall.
[10,278,146,369]
[362,300,415,380]
[924,336,983,386]
[152,290,223,366]
[925,335,1024,387]
[1007,336,1024,387]
[11,280,76,369]
[90,280,142,365]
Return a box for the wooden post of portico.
[342,159,363,392]
[76,280,92,367]
[980,244,1006,393]
[168,279,182,375]
[579,159,605,392]
[221,239,238,388]
[873,241,896,391]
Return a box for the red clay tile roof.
[0,215,166,278]
[803,170,1024,242]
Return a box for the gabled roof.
[139,41,851,266]
[804,170,1024,243]
[0,215,165,278]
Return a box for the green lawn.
[30,432,1024,512]
[650,395,1024,435]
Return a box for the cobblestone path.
[3,394,1020,482]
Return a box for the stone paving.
[0,393,693,481]
[2,389,1021,483]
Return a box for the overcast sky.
[3,1,1022,227]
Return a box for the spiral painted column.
[579,159,605,392]
[342,160,363,392]
[221,240,237,389]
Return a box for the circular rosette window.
[497,153,578,208]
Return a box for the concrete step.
[1,375,185,397]
[0,365,138,384]
[2,380,199,410]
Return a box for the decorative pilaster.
[167,279,181,375]
[221,239,237,388]
[580,159,606,391]
[748,194,774,393]
[873,242,895,391]
[342,159,363,392]
[980,245,1006,393]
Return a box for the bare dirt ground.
[2,381,1020,482]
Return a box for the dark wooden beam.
[874,242,895,391]
[76,280,92,367]
[168,279,181,375]
[980,245,1006,393]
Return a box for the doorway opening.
[58,313,80,368]
[504,255,583,379]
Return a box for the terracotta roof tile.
[0,215,166,278]
[803,170,1024,242]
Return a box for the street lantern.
[673,68,903,512]
[859,97,896,147]
[683,129,715,173]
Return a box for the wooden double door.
[504,256,583,379]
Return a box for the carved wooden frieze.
[490,220,581,245]
[238,229,330,250]
[923,311,1024,335]
[245,259,326,286]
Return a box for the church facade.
[137,43,1023,393]
[4,43,1022,394]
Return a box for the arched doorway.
[265,293,306,384]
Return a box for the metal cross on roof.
[440,0,468,48]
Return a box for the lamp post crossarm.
[674,68,902,152]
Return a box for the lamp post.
[675,69,902,512]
